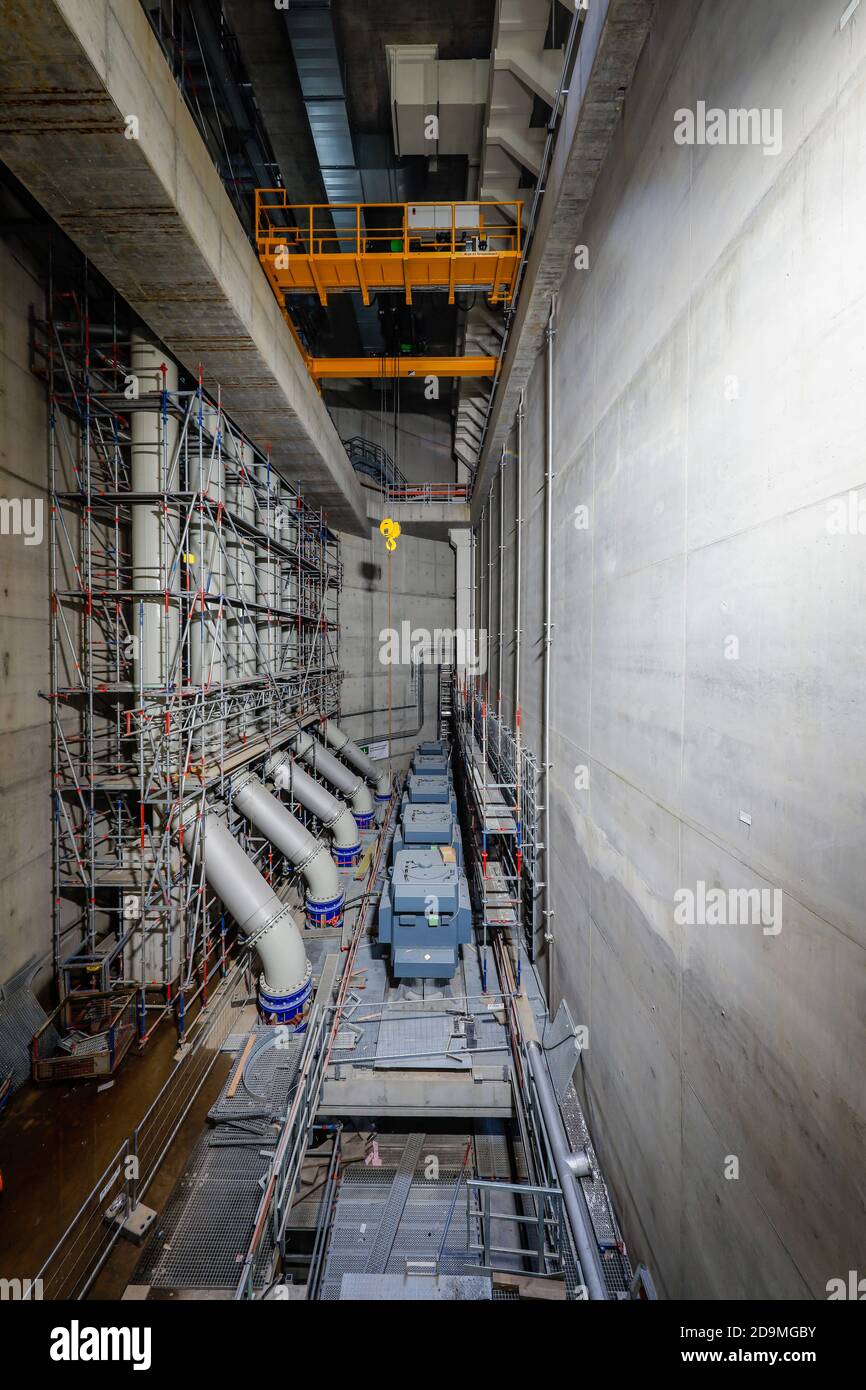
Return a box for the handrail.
[234,785,399,1298]
[28,958,251,1300]
[255,194,522,261]
[385,483,470,503]
[345,438,470,504]
[343,435,407,490]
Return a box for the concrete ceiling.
[222,0,327,207]
[332,0,496,135]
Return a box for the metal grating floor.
[134,1134,277,1290]
[133,1029,303,1292]
[560,1079,633,1297]
[327,942,510,1072]
[0,979,58,1091]
[318,1134,481,1301]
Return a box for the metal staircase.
[343,435,408,492]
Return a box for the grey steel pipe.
[526,1040,608,1301]
[292,729,374,825]
[543,296,556,1017]
[264,750,361,866]
[320,719,390,802]
[497,446,504,711]
[469,526,477,667]
[232,770,343,925]
[485,498,492,695]
[189,395,225,693]
[181,805,311,1020]
[514,390,523,727]
[130,334,180,688]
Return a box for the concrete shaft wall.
[483,0,866,1299]
[340,529,455,758]
[0,235,53,988]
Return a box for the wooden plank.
[226,1033,256,1098]
[491,1271,567,1301]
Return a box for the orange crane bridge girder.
[307,356,498,380]
[255,195,523,308]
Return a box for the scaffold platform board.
[467,741,517,835]
[482,861,518,929]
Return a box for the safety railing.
[467,1178,565,1276]
[233,978,336,1299]
[383,482,470,504]
[28,956,253,1300]
[130,960,252,1206]
[234,785,399,1298]
[25,1138,131,1301]
[354,474,471,506]
[343,435,407,491]
[255,195,522,260]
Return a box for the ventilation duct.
[232,770,344,928]
[181,804,311,1026]
[283,1,363,205]
[386,45,489,160]
[264,750,361,868]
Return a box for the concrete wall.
[339,527,455,762]
[483,0,866,1299]
[0,234,53,990]
[329,402,456,485]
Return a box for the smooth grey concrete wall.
[0,235,53,989]
[487,0,866,1299]
[339,527,455,760]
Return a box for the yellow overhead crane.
[255,193,520,384]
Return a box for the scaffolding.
[34,276,342,1043]
[452,679,541,987]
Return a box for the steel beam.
[309,355,498,380]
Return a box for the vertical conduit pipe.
[526,1040,609,1300]
[543,296,556,1018]
[489,497,494,700]
[130,335,179,688]
[469,525,477,698]
[498,446,505,719]
[514,391,524,728]
[478,502,486,701]
[188,396,224,697]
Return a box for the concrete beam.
[223,0,325,208]
[366,493,471,541]
[495,48,563,106]
[486,124,545,176]
[471,0,656,518]
[0,0,369,535]
[320,1067,512,1117]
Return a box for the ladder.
[438,664,453,740]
